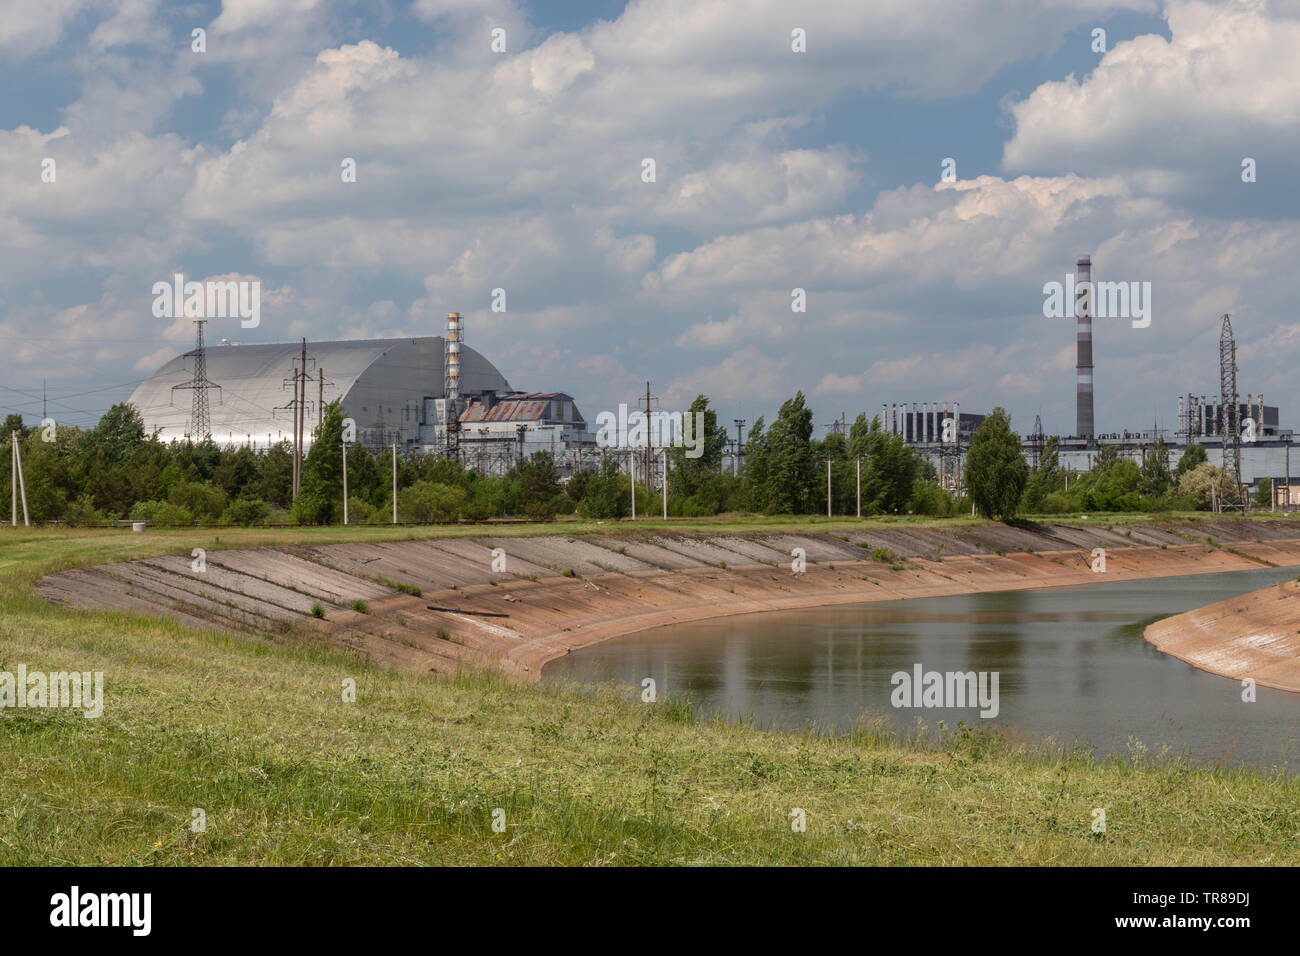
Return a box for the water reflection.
[544,566,1300,771]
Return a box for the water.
[543,566,1300,771]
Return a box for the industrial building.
[884,402,985,445]
[128,316,595,473]
[1179,394,1279,441]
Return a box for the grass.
[2,522,1300,865]
[378,576,422,597]
[349,600,369,614]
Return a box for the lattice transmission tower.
[171,319,221,440]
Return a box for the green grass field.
[2,517,1299,865]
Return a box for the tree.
[1178,462,1230,510]
[668,394,727,499]
[517,451,563,520]
[862,418,918,514]
[964,407,1027,520]
[578,455,629,519]
[1021,436,1063,513]
[762,392,814,514]
[294,401,345,523]
[1139,437,1172,497]
[1254,477,1273,509]
[1175,443,1207,478]
[739,417,768,512]
[398,480,466,523]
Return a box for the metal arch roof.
[127,336,511,447]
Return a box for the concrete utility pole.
[662,448,668,520]
[826,459,832,518]
[11,431,31,527]
[856,457,861,519]
[392,444,398,524]
[629,450,636,520]
[342,440,349,525]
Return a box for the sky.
[2,0,1299,441]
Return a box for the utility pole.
[826,458,832,518]
[392,443,398,524]
[856,457,861,519]
[638,381,659,490]
[733,419,746,477]
[662,448,668,520]
[11,431,30,527]
[298,338,307,498]
[629,450,636,520]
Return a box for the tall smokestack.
[445,312,462,407]
[1076,255,1094,438]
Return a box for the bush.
[1040,492,1072,514]
[908,481,954,516]
[168,481,227,524]
[347,496,375,525]
[397,481,467,523]
[129,499,194,527]
[64,494,109,527]
[220,498,270,527]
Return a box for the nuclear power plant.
[127,312,597,475]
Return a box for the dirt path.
[35,519,1300,681]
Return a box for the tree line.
[1,396,1251,527]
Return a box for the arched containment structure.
[127,337,513,451]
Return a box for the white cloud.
[1003,0,1300,204]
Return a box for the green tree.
[577,455,629,519]
[1021,436,1062,513]
[739,417,769,512]
[294,401,345,523]
[965,407,1027,520]
[1175,442,1207,478]
[517,451,563,520]
[1253,477,1273,509]
[397,480,466,523]
[668,394,727,500]
[762,393,814,514]
[1139,437,1172,497]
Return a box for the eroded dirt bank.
[36,519,1300,681]
[1144,579,1300,693]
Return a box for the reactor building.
[127,316,595,473]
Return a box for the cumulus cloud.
[1002,0,1300,213]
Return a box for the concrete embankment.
[36,519,1300,681]
[1144,579,1300,693]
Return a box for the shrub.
[347,496,375,525]
[310,603,325,618]
[130,500,194,527]
[397,481,467,523]
[64,494,109,527]
[220,498,270,527]
[168,481,227,524]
